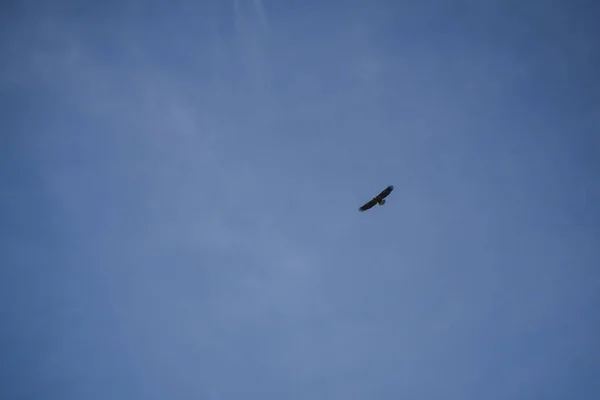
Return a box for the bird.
[358,185,394,212]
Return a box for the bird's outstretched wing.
[359,198,378,212]
[376,185,394,200]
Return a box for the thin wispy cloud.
[253,0,269,29]
[232,0,271,98]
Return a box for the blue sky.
[2,1,599,399]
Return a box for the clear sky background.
[2,1,599,399]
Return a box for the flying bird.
[359,185,394,212]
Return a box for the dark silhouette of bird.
[358,185,394,212]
